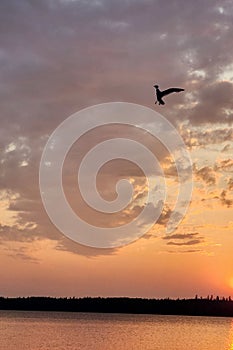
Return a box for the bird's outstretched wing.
[161,88,184,97]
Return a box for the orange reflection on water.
[228,321,233,350]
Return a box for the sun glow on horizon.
[229,278,233,290]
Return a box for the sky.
[0,0,233,298]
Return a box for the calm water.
[0,311,233,350]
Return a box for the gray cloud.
[187,81,233,124]
[215,159,233,172]
[228,178,233,191]
[220,190,232,207]
[4,246,40,264]
[195,165,216,185]
[55,236,118,258]
[0,224,40,243]
[167,239,203,246]
[180,125,233,149]
[163,231,204,247]
[167,249,202,253]
[0,0,233,257]
[221,144,232,153]
[163,232,199,240]
[156,205,173,226]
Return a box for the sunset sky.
[0,0,233,298]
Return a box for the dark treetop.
[0,296,233,317]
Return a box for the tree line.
[0,296,233,317]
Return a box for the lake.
[0,311,232,349]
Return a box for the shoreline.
[1,297,233,318]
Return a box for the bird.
[153,84,185,105]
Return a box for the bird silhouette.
[154,84,185,105]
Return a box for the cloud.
[167,249,202,253]
[180,125,233,149]
[163,231,204,247]
[215,158,233,172]
[156,205,173,226]
[4,246,40,264]
[187,81,233,124]
[55,237,117,258]
[167,239,203,246]
[0,224,40,243]
[0,0,233,258]
[228,178,233,191]
[221,144,232,153]
[220,190,232,207]
[163,232,199,240]
[195,165,216,185]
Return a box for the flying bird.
[154,84,185,105]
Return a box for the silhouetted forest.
[0,296,233,317]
